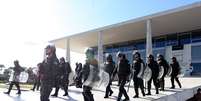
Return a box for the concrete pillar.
[98,31,104,68]
[65,38,70,63]
[146,19,153,62]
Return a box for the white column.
[98,31,104,68]
[65,38,70,63]
[146,19,153,61]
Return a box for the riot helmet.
[45,44,56,56]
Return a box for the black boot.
[4,92,10,95]
[134,88,139,98]
[16,90,21,94]
[133,95,139,98]
[109,90,113,96]
[63,92,68,96]
[51,93,58,97]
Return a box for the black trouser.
[117,75,129,101]
[159,75,165,90]
[40,82,53,101]
[105,80,113,97]
[82,85,94,101]
[171,75,181,88]
[75,75,82,88]
[147,76,159,94]
[7,81,21,94]
[133,76,145,96]
[53,75,69,96]
[32,78,40,91]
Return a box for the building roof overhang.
[50,1,201,53]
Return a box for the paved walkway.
[0,77,201,101]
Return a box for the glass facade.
[93,29,201,73]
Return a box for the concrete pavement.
[0,77,200,101]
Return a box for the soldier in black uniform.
[40,45,59,101]
[116,53,130,101]
[132,52,145,98]
[157,54,169,91]
[170,57,182,89]
[81,48,99,101]
[51,57,71,97]
[31,63,42,91]
[103,54,115,98]
[75,63,83,88]
[4,60,24,95]
[146,54,159,95]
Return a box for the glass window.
[192,63,201,73]
[136,41,145,50]
[192,45,201,62]
[178,33,190,44]
[153,37,166,48]
[192,30,201,43]
[166,34,178,46]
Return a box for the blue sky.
[0,0,200,67]
[56,0,201,35]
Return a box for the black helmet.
[106,54,113,61]
[116,51,123,58]
[147,54,154,59]
[45,44,56,53]
[133,51,141,58]
[85,48,95,55]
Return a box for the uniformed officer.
[31,63,42,91]
[51,57,71,97]
[157,54,169,91]
[40,45,59,101]
[103,54,115,98]
[81,48,99,101]
[4,60,24,95]
[146,54,159,95]
[132,52,145,98]
[170,57,182,89]
[75,63,83,88]
[116,53,130,101]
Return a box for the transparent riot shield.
[19,71,29,83]
[137,63,145,79]
[158,66,165,79]
[83,64,109,88]
[166,66,172,77]
[9,70,14,82]
[177,67,185,77]
[142,67,152,82]
[9,71,29,83]
[68,71,75,85]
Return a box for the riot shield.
[177,67,185,77]
[83,65,109,88]
[9,71,29,83]
[19,71,29,83]
[158,66,164,79]
[137,63,145,79]
[166,66,172,77]
[68,71,75,85]
[142,67,152,82]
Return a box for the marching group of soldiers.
[102,51,182,101]
[3,44,183,101]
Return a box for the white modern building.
[51,2,201,74]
